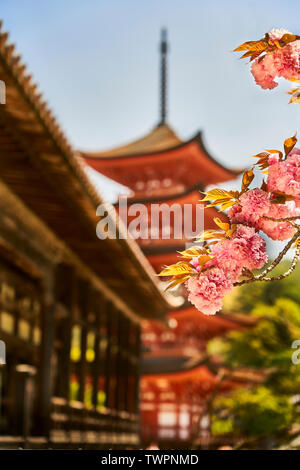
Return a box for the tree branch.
[261,216,300,223]
[260,243,300,282]
[235,229,300,286]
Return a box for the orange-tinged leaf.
[202,189,240,211]
[249,51,265,62]
[214,217,230,232]
[204,198,231,207]
[219,200,237,211]
[289,89,300,104]
[204,202,223,208]
[202,188,236,201]
[240,50,264,62]
[242,168,254,192]
[261,179,268,192]
[284,134,297,156]
[197,254,214,266]
[252,151,270,158]
[273,40,281,49]
[270,192,295,204]
[158,261,193,277]
[293,238,300,249]
[228,190,241,199]
[279,33,300,46]
[253,152,271,170]
[265,149,282,154]
[234,39,267,53]
[196,230,226,242]
[290,96,300,104]
[164,275,190,291]
[234,40,259,52]
[178,247,208,259]
[234,32,300,63]
[287,77,300,83]
[226,224,237,238]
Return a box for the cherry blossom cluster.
[186,225,267,315]
[159,30,300,315]
[229,188,298,241]
[234,28,300,101]
[251,29,300,89]
[159,136,300,315]
[268,148,300,204]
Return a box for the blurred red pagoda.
[82,29,244,448]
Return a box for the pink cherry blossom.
[186,267,233,315]
[207,225,267,277]
[268,153,280,165]
[251,57,278,90]
[251,29,300,90]
[231,225,268,270]
[186,225,268,315]
[228,188,270,226]
[267,149,300,199]
[208,239,242,280]
[257,201,297,240]
[268,28,291,43]
[229,188,298,240]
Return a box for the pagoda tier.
[140,363,251,446]
[142,308,249,354]
[140,306,261,447]
[140,349,267,447]
[81,29,247,448]
[81,124,242,200]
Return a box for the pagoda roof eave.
[141,352,208,375]
[82,123,182,158]
[142,352,269,385]
[169,305,262,327]
[82,130,243,179]
[82,130,197,160]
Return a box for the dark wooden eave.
[0,22,171,319]
[142,351,271,384]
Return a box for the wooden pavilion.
[0,21,172,448]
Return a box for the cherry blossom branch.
[260,243,300,282]
[261,215,300,223]
[235,229,300,286]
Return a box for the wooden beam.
[35,274,55,439]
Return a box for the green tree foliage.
[212,387,293,437]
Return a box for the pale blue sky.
[1,0,300,199]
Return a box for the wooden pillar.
[105,301,112,409]
[92,294,104,408]
[54,264,75,401]
[122,318,130,412]
[78,325,87,403]
[116,310,122,412]
[35,275,55,438]
[77,280,89,404]
[135,324,142,415]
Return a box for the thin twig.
[260,243,300,282]
[261,216,300,222]
[235,229,300,286]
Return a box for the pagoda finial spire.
[158,28,168,126]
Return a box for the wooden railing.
[0,397,139,449]
[49,397,140,449]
